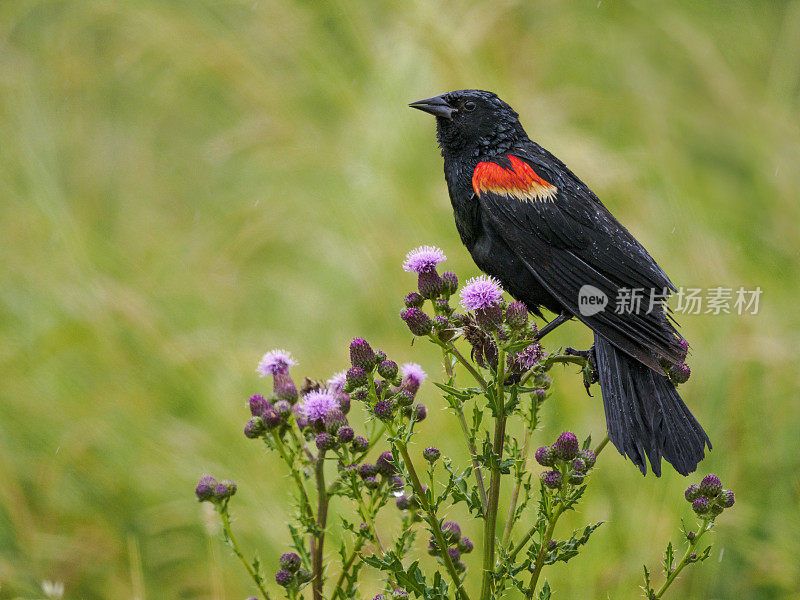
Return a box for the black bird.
[410,89,710,476]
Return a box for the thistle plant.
[195,245,732,600]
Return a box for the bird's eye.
[463,101,476,112]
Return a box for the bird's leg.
[535,312,572,340]
[565,345,598,396]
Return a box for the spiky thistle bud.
[376,451,396,476]
[337,425,354,444]
[249,394,271,417]
[280,553,301,572]
[351,436,369,453]
[377,360,399,380]
[669,362,691,384]
[553,431,579,461]
[423,447,441,463]
[195,476,217,502]
[692,496,711,515]
[275,569,293,587]
[578,449,596,469]
[315,432,337,451]
[359,463,379,478]
[244,417,265,439]
[535,446,555,467]
[418,271,444,298]
[373,400,394,421]
[404,292,424,308]
[346,366,368,389]
[442,521,461,543]
[457,537,473,553]
[541,470,563,490]
[684,484,701,502]
[718,489,735,508]
[401,308,433,336]
[350,338,376,370]
[363,476,380,490]
[699,474,722,498]
[296,569,312,583]
[505,302,528,329]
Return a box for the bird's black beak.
[409,94,456,120]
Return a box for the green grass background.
[1,1,799,598]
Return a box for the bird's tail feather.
[593,334,711,476]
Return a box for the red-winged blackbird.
[410,89,710,476]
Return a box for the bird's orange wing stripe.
[472,155,557,202]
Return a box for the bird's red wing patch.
[472,155,557,202]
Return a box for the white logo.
[578,285,607,316]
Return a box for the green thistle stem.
[654,519,711,599]
[219,506,272,600]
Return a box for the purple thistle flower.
[352,436,369,453]
[669,362,691,384]
[280,552,301,572]
[400,363,427,395]
[534,446,555,467]
[699,474,722,497]
[350,338,376,370]
[402,245,446,274]
[414,403,427,422]
[423,447,441,463]
[275,569,293,587]
[327,370,348,394]
[300,390,339,421]
[195,476,217,501]
[459,275,504,311]
[457,537,473,554]
[337,425,355,444]
[373,399,394,421]
[719,489,735,508]
[315,432,337,451]
[376,451,396,475]
[692,496,711,515]
[442,521,461,543]
[249,394,271,417]
[373,595,387,600]
[533,388,547,402]
[541,470,563,490]
[553,431,579,461]
[510,342,545,372]
[257,349,297,377]
[400,308,433,336]
[273,371,298,402]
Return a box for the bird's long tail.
[593,334,711,476]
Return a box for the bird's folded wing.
[474,151,685,371]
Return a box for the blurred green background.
[1,0,799,598]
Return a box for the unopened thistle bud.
[578,449,596,469]
[692,496,711,515]
[684,484,701,502]
[279,553,301,572]
[274,399,292,419]
[359,463,379,478]
[442,521,461,543]
[541,470,563,490]
[346,366,368,389]
[195,476,217,502]
[718,489,735,508]
[457,537,474,553]
[395,390,414,407]
[273,371,298,403]
[404,292,424,308]
[249,394,270,417]
[571,458,587,473]
[275,569,293,587]
[401,308,433,336]
[418,271,444,298]
[535,446,555,467]
[296,569,312,583]
[699,474,722,498]
[350,338,376,371]
[423,447,441,463]
[352,436,369,453]
[441,271,459,296]
[414,403,427,422]
[669,362,691,384]
[323,408,347,434]
[373,400,394,421]
[244,417,265,439]
[363,476,380,490]
[337,425,355,444]
[315,432,337,451]
[377,360,399,380]
[376,451,396,476]
[263,408,282,430]
[447,547,461,563]
[568,472,585,485]
[434,297,452,314]
[505,302,528,329]
[553,431,579,461]
[396,495,411,510]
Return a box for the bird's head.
[409,89,526,158]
